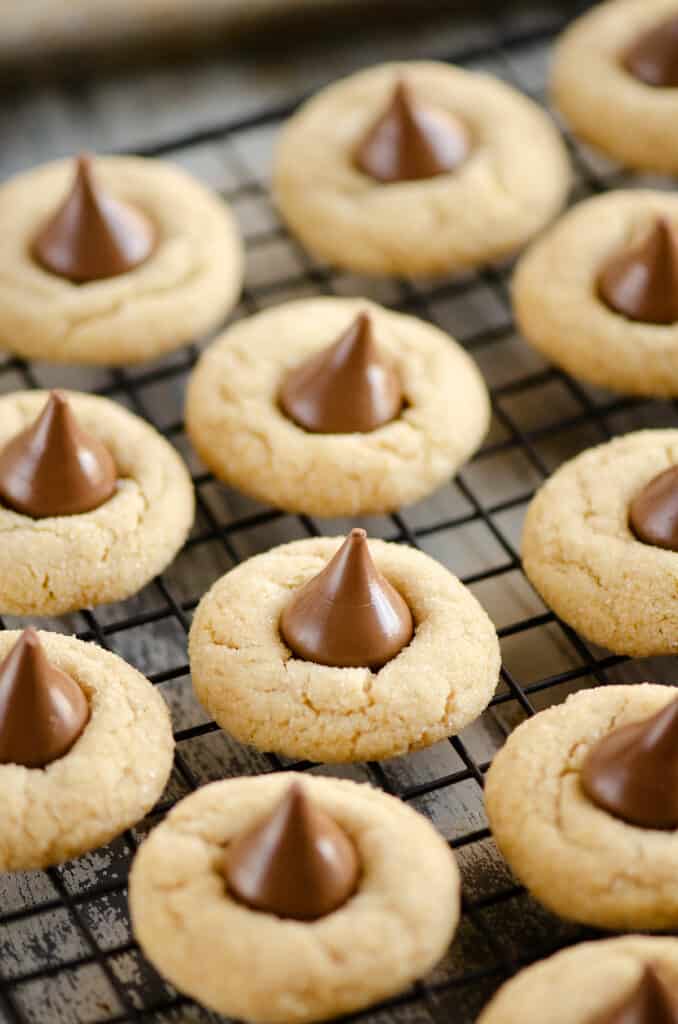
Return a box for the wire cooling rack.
[2,3,676,1022]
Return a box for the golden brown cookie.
[478,936,678,1023]
[274,61,571,276]
[522,429,678,656]
[513,190,678,396]
[485,685,678,930]
[0,155,242,365]
[0,390,194,615]
[0,630,174,870]
[130,773,460,1024]
[552,0,678,173]
[185,297,490,517]
[188,534,500,763]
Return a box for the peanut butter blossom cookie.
[0,153,242,364]
[0,628,173,870]
[486,684,678,930]
[273,61,571,276]
[478,936,678,1023]
[186,297,490,516]
[189,529,500,762]
[522,429,678,655]
[513,191,678,395]
[0,389,194,615]
[552,0,678,173]
[130,773,460,1024]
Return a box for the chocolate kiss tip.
[355,77,470,184]
[32,152,156,283]
[581,694,678,830]
[0,628,89,769]
[625,14,678,89]
[279,312,403,435]
[596,965,678,1024]
[0,391,117,519]
[598,217,678,325]
[629,465,678,551]
[224,782,359,920]
[280,530,413,669]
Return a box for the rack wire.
[0,2,671,1022]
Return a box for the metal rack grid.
[0,4,673,1022]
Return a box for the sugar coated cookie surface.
[189,534,500,762]
[186,297,490,516]
[0,390,194,614]
[0,630,174,870]
[522,429,678,655]
[130,772,460,1024]
[486,685,678,930]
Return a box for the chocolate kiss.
[0,629,89,769]
[32,154,155,283]
[594,966,678,1024]
[629,466,678,551]
[625,15,678,88]
[598,218,678,325]
[224,782,360,920]
[581,695,678,829]
[355,80,470,183]
[280,528,414,669]
[279,312,403,434]
[0,391,117,518]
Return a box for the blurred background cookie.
[0,154,242,365]
[513,190,678,395]
[274,61,571,276]
[552,0,678,173]
[478,936,678,1023]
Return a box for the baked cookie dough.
[477,936,678,1023]
[552,0,678,173]
[513,190,678,396]
[185,297,490,516]
[0,155,243,365]
[0,629,173,870]
[129,772,460,1024]
[522,429,678,656]
[273,61,571,277]
[188,534,500,762]
[485,684,678,930]
[0,390,194,615]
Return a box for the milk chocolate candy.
[280,528,413,669]
[279,312,402,434]
[223,782,359,920]
[0,391,117,518]
[598,219,678,325]
[33,154,155,283]
[629,465,678,551]
[581,695,678,829]
[355,80,470,183]
[0,629,89,769]
[625,15,678,89]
